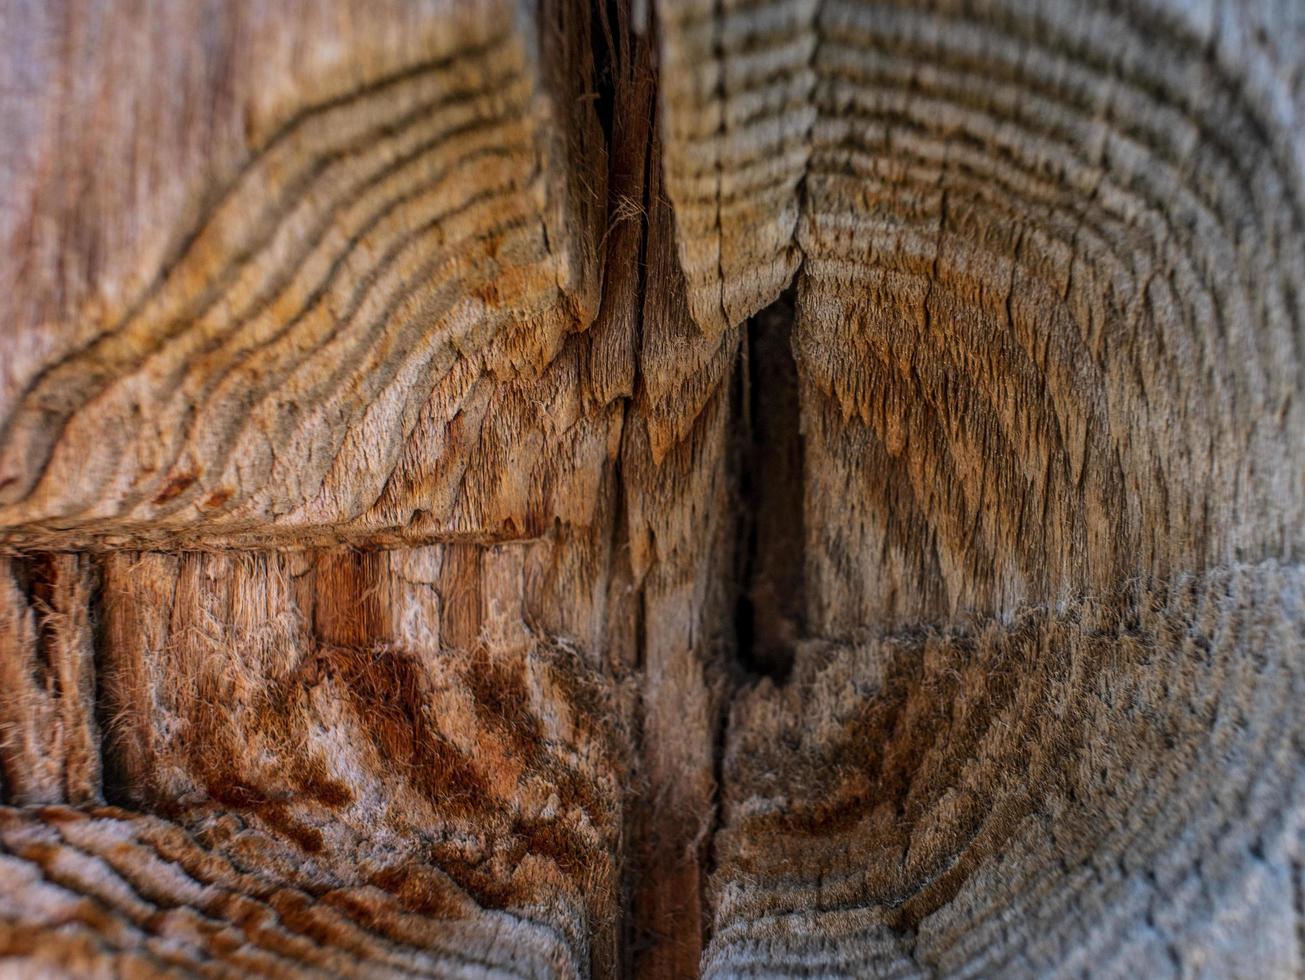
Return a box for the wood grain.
[0,0,607,551]
[709,562,1305,976]
[0,555,99,806]
[657,0,817,333]
[2,538,633,977]
[795,0,1303,626]
[0,0,1302,976]
[657,0,1305,975]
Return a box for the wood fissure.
[733,294,805,684]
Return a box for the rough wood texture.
[709,562,1305,976]
[0,555,99,806]
[657,0,816,333]
[656,0,1305,974]
[0,0,606,551]
[2,0,1303,976]
[660,0,1304,613]
[2,538,635,976]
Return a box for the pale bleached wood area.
[0,0,1302,977]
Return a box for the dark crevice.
[732,291,805,684]
[592,0,623,151]
[592,3,660,976]
[11,554,59,675]
[90,557,132,808]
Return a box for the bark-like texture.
[1,0,1303,976]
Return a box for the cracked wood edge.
[0,3,643,977]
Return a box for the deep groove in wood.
[732,293,804,683]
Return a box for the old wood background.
[0,0,1302,976]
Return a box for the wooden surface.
[1,0,1303,976]
[0,0,608,551]
[657,0,1305,974]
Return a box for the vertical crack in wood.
[733,291,804,684]
[0,553,101,806]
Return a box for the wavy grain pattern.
[0,0,606,551]
[1,0,1303,976]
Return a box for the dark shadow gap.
[733,291,804,684]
